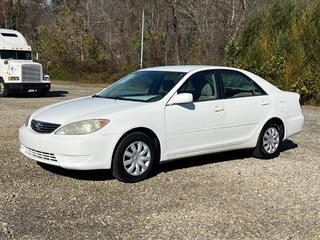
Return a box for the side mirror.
[168,93,193,105]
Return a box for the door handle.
[261,100,271,106]
[213,106,224,112]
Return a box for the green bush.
[49,66,73,81]
[290,70,320,104]
[227,0,320,105]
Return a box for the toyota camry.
[19,66,304,182]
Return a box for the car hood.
[32,96,146,124]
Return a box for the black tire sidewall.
[259,123,282,158]
[112,132,157,182]
[0,79,9,97]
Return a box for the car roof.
[139,65,282,94]
[139,65,238,73]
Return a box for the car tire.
[0,79,10,97]
[112,132,158,183]
[253,122,283,159]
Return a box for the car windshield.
[97,71,186,102]
[0,50,32,60]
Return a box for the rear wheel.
[253,122,282,159]
[112,132,157,183]
[0,79,10,97]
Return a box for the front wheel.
[0,80,10,97]
[253,122,282,159]
[112,132,158,183]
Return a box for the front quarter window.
[98,71,185,102]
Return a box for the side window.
[178,71,219,102]
[220,71,254,98]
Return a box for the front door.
[165,70,226,159]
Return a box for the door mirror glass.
[168,93,193,105]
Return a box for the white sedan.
[19,66,304,182]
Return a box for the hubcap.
[0,82,4,95]
[263,127,280,154]
[123,141,151,176]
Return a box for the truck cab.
[0,28,50,97]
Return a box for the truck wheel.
[0,79,10,97]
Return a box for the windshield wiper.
[92,94,105,98]
[92,95,126,100]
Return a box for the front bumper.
[19,126,120,170]
[8,82,51,92]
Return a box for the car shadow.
[45,90,69,98]
[158,139,298,174]
[158,149,253,173]
[280,139,298,152]
[13,90,69,98]
[37,162,114,181]
[37,139,298,181]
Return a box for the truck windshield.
[0,50,32,60]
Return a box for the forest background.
[1,0,319,104]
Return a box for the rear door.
[217,69,272,146]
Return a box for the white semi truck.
[0,28,50,97]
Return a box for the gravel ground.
[0,81,319,240]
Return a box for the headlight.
[55,119,109,135]
[25,115,31,127]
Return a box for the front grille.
[22,146,57,162]
[31,119,61,134]
[21,64,42,82]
